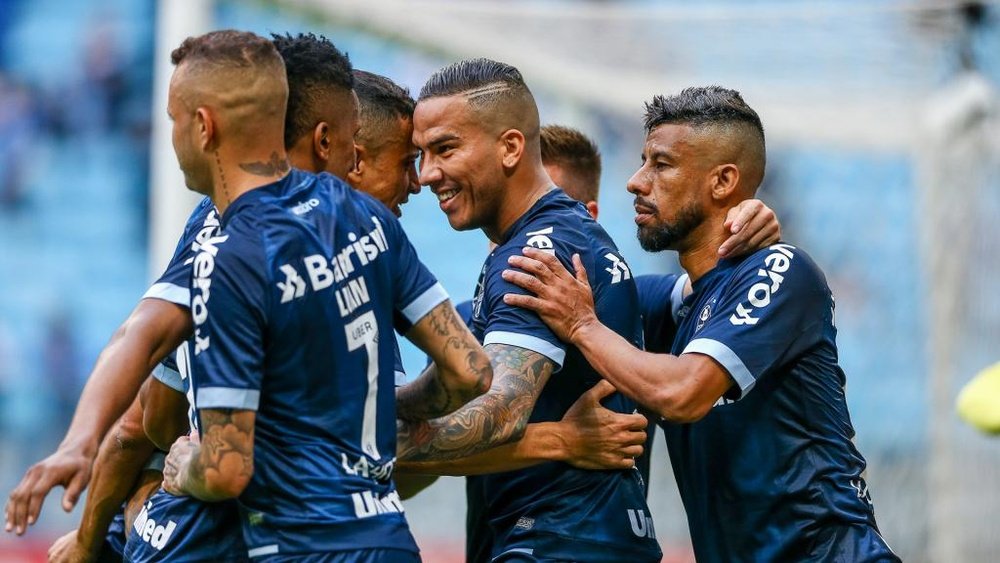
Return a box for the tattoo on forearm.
[397,302,491,420]
[397,344,553,462]
[186,409,254,498]
[239,151,290,177]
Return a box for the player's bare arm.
[48,384,156,563]
[142,378,190,452]
[397,299,492,421]
[717,198,781,258]
[162,409,255,501]
[5,298,190,535]
[396,344,553,462]
[397,379,647,476]
[504,249,731,422]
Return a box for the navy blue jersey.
[635,274,685,355]
[189,170,444,558]
[631,273,684,494]
[143,196,219,308]
[123,489,246,563]
[662,243,897,562]
[470,190,661,562]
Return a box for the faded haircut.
[540,125,602,203]
[271,32,354,149]
[643,86,765,147]
[353,70,415,151]
[171,29,283,72]
[418,58,538,136]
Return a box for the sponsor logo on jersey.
[604,252,632,284]
[696,298,715,332]
[627,508,657,539]
[183,209,222,267]
[515,516,535,530]
[274,216,389,317]
[730,243,795,327]
[277,264,306,303]
[341,453,395,482]
[191,232,230,355]
[524,226,556,255]
[291,198,320,216]
[352,489,405,519]
[132,501,178,551]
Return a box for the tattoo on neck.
[215,150,230,204]
[239,151,290,177]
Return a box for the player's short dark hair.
[643,86,764,144]
[418,58,536,133]
[271,33,354,149]
[171,29,282,71]
[540,125,601,203]
[353,70,414,151]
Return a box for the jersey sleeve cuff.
[142,282,190,307]
[196,387,260,411]
[670,274,689,324]
[400,282,449,325]
[682,338,756,399]
[395,370,407,387]
[151,363,185,394]
[483,331,566,369]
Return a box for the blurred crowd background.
[1,1,999,561]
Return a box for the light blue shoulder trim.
[143,283,189,307]
[401,282,449,325]
[151,364,185,394]
[196,387,260,411]
[683,337,756,398]
[670,274,689,324]
[483,331,566,369]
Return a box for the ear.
[194,107,214,151]
[347,144,367,186]
[585,200,599,220]
[710,163,740,201]
[499,128,526,170]
[313,122,330,162]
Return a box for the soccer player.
[395,58,662,562]
[449,123,781,563]
[158,29,490,563]
[502,86,899,562]
[347,70,422,218]
[44,32,365,563]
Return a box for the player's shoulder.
[636,273,683,298]
[723,242,830,306]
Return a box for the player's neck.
[208,146,291,217]
[678,215,728,283]
[484,170,553,244]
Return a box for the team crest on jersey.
[696,298,716,332]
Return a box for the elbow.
[114,410,153,453]
[652,387,713,424]
[464,350,493,398]
[448,349,493,404]
[203,471,251,501]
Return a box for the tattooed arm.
[161,409,255,501]
[396,343,554,462]
[397,300,492,421]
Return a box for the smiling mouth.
[437,189,459,203]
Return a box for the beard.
[637,201,704,252]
